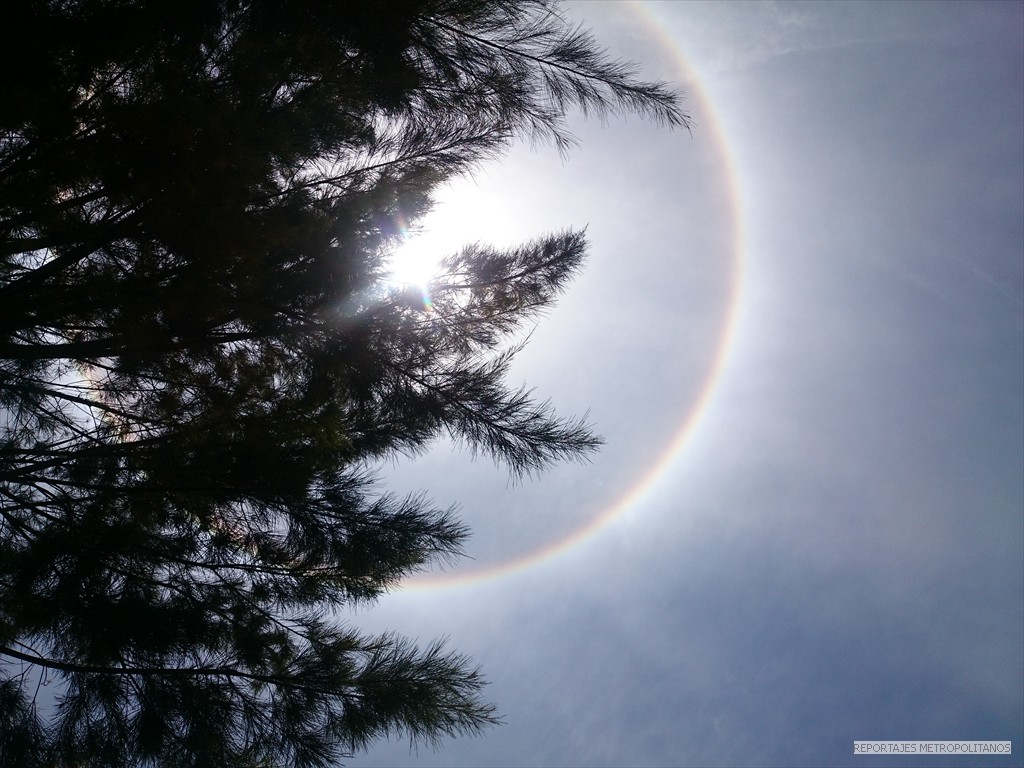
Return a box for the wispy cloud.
[651,1,949,78]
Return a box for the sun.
[384,229,445,290]
[382,180,519,294]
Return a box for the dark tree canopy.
[0,1,687,765]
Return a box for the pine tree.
[0,1,688,765]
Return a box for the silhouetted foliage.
[0,1,687,765]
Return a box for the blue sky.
[353,2,1023,766]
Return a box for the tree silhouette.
[0,1,688,765]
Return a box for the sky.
[353,2,1024,766]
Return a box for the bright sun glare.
[383,180,520,292]
[385,231,444,289]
